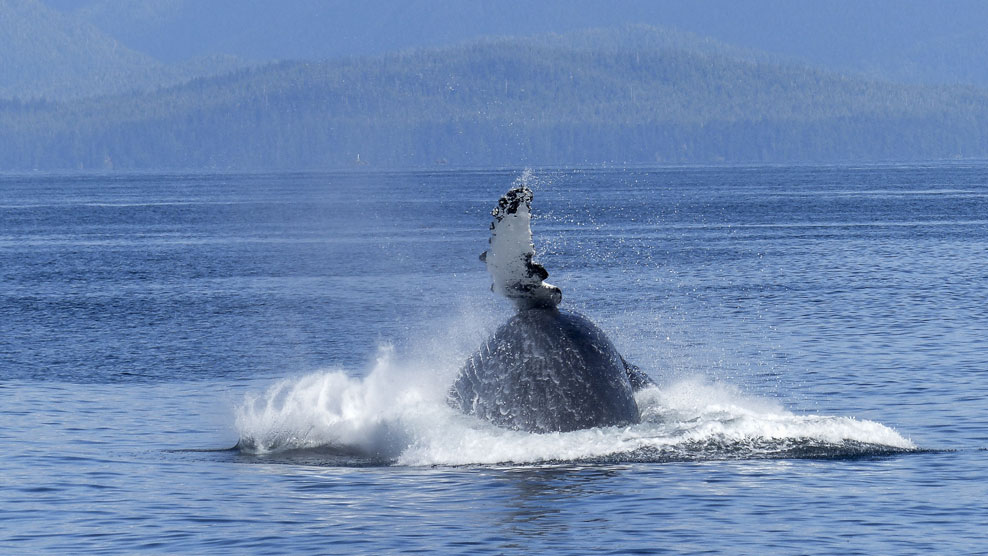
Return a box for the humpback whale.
[448,184,654,433]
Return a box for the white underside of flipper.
[481,184,562,310]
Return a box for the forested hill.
[0,0,248,101]
[3,26,988,170]
[39,0,988,88]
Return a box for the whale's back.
[449,308,641,433]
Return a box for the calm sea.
[1,165,986,554]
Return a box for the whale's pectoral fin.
[484,184,561,310]
[621,356,656,391]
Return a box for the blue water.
[2,166,986,553]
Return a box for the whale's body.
[448,181,653,433]
[449,307,647,433]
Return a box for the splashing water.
[235,169,917,467]
[235,346,915,467]
[234,168,917,466]
[235,345,445,461]
[515,167,535,189]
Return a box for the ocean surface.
[1,165,986,554]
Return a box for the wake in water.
[234,346,915,466]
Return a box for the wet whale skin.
[448,308,641,433]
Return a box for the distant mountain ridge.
[0,0,250,100]
[37,0,988,88]
[2,26,987,170]
[11,0,988,100]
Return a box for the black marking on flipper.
[528,257,549,280]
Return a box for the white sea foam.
[235,345,915,466]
